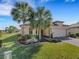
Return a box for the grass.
[76,37,79,39]
[0,33,79,59]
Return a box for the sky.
[0,0,79,30]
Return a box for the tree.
[8,26,18,33]
[5,27,8,33]
[29,11,38,34]
[36,7,52,40]
[5,26,18,33]
[11,2,33,36]
[0,30,2,37]
[29,10,39,39]
[30,7,52,40]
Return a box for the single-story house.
[20,21,79,38]
[67,22,79,34]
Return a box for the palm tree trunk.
[22,26,25,36]
[38,29,41,40]
[22,21,25,36]
[32,29,35,40]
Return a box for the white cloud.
[0,0,36,16]
[0,4,13,16]
[1,0,14,5]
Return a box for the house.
[20,21,79,38]
[52,21,68,37]
[67,22,79,34]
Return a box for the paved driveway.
[63,37,79,47]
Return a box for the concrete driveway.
[63,37,79,47]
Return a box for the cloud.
[0,4,13,16]
[0,0,14,5]
[0,0,36,16]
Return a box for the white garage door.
[53,27,66,37]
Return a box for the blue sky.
[0,0,79,29]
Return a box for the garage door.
[53,27,66,37]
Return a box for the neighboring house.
[20,21,79,38]
[67,22,79,34]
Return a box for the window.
[29,28,32,34]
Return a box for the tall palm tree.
[30,12,38,34]
[29,11,39,40]
[36,7,52,40]
[11,2,33,36]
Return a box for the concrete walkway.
[63,37,79,47]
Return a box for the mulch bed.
[18,39,39,45]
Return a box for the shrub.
[69,34,76,38]
[26,34,35,39]
[17,34,39,41]
[26,34,39,39]
[43,38,62,43]
[17,34,21,37]
[52,39,61,43]
[0,40,2,47]
[76,33,79,37]
[34,35,39,39]
[17,34,27,41]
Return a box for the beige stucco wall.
[21,25,37,35]
[67,27,79,34]
[43,28,50,36]
[21,25,30,35]
[20,24,79,38]
[20,24,67,37]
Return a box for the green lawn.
[0,33,79,59]
[76,37,79,39]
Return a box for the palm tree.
[11,2,33,36]
[36,7,52,40]
[29,11,39,39]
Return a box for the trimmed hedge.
[76,33,79,36]
[17,34,39,40]
[69,33,79,38]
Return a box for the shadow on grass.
[0,34,42,59]
[12,44,42,59]
[0,34,18,59]
[2,34,18,43]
